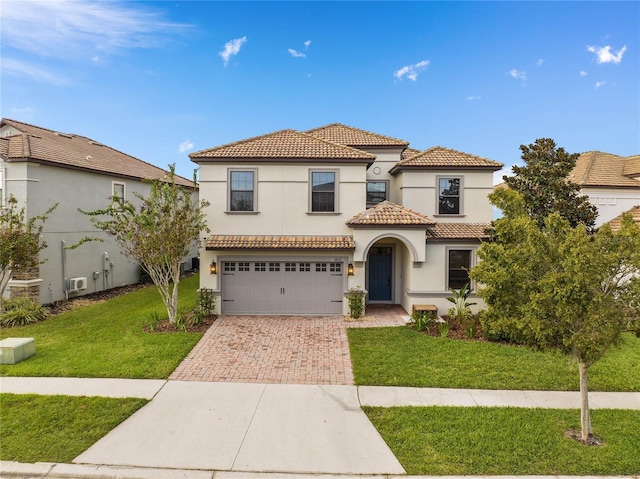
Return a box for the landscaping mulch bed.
[142,315,217,333]
[417,316,488,341]
[46,283,148,315]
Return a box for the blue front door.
[368,247,392,301]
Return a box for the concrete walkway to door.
[169,305,409,385]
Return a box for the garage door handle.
[281,287,285,295]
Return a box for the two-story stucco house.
[569,151,640,227]
[191,124,502,316]
[1,118,197,305]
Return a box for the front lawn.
[0,275,204,379]
[364,406,640,475]
[0,393,147,463]
[348,326,640,391]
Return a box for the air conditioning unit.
[69,277,88,292]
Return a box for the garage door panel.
[221,261,344,314]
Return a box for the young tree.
[80,166,209,324]
[471,188,640,443]
[0,195,57,313]
[504,138,598,233]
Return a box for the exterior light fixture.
[347,263,354,276]
[209,261,217,275]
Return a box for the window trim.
[446,247,475,291]
[366,180,389,208]
[227,168,257,213]
[436,176,463,216]
[112,181,125,202]
[309,169,339,214]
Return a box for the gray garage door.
[221,261,344,314]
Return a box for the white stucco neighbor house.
[190,124,503,316]
[0,118,198,305]
[568,151,640,227]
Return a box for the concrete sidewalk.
[1,376,639,409]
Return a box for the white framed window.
[437,177,462,215]
[446,248,474,290]
[112,181,125,202]
[366,180,388,207]
[310,170,338,213]
[228,169,256,212]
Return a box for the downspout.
[61,240,68,300]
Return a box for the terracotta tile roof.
[346,201,435,226]
[190,129,375,163]
[205,235,355,250]
[390,146,503,173]
[401,147,421,160]
[426,223,491,240]
[605,205,640,232]
[569,151,640,188]
[623,155,640,177]
[1,118,194,187]
[305,123,409,147]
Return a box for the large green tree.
[0,195,56,313]
[471,188,640,443]
[80,166,208,324]
[504,138,598,233]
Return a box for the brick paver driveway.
[170,306,407,385]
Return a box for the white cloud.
[289,40,311,58]
[536,58,544,66]
[178,140,194,153]
[1,0,191,59]
[587,45,627,64]
[595,81,606,89]
[219,36,247,66]
[579,70,588,76]
[466,95,481,101]
[11,106,34,115]
[508,69,526,81]
[1,57,69,85]
[394,60,429,81]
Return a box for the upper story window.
[310,170,337,213]
[112,182,125,202]
[229,169,256,212]
[366,181,388,208]
[438,177,461,215]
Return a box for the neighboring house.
[190,123,502,316]
[605,205,640,232]
[0,118,197,305]
[568,151,640,227]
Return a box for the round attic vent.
[86,155,92,161]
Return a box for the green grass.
[0,275,203,379]
[0,393,147,463]
[348,326,640,391]
[364,406,640,475]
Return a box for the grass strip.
[0,393,147,463]
[0,275,203,379]
[364,406,640,475]
[348,326,640,391]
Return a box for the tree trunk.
[0,268,12,313]
[578,360,592,442]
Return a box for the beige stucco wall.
[198,161,368,236]
[396,169,495,222]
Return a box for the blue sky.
[1,1,638,182]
